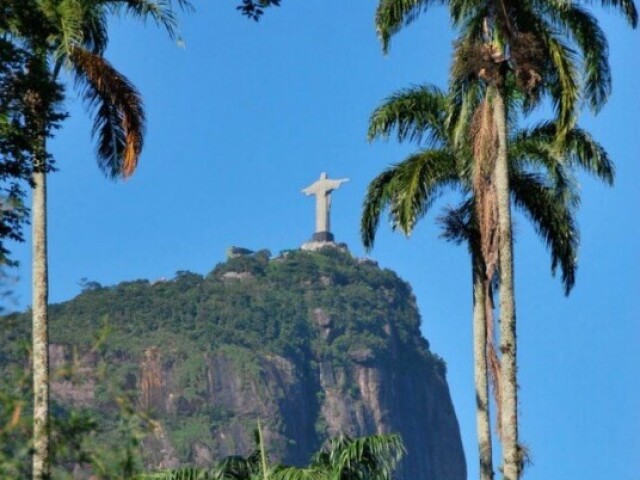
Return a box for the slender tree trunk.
[472,254,494,480]
[32,164,50,480]
[492,89,519,480]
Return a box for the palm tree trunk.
[472,254,494,480]
[492,89,519,480]
[32,165,50,480]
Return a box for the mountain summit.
[2,247,466,479]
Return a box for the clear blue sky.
[5,2,640,479]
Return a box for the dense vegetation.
[2,248,435,368]
[0,247,445,476]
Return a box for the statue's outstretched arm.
[302,185,318,196]
[327,178,349,190]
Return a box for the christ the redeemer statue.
[302,172,349,242]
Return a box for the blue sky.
[5,2,640,478]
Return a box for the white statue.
[302,172,349,242]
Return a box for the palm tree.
[362,84,613,480]
[6,1,190,477]
[274,434,404,480]
[139,429,404,480]
[374,2,636,477]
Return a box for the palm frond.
[511,6,580,135]
[438,199,474,247]
[375,0,443,53]
[211,455,260,480]
[317,433,405,480]
[368,84,448,146]
[510,169,579,294]
[50,0,86,61]
[71,46,145,178]
[81,2,109,54]
[546,3,611,112]
[453,4,487,39]
[136,468,214,479]
[563,125,614,184]
[106,0,183,39]
[512,121,614,184]
[589,0,639,27]
[361,149,461,250]
[449,0,486,27]
[539,29,580,136]
[509,127,576,207]
[271,467,329,480]
[470,98,497,174]
[361,169,399,250]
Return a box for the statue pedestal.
[312,231,334,242]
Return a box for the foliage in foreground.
[0,345,158,479]
[139,429,404,480]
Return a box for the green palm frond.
[510,169,579,294]
[136,468,215,479]
[368,84,448,145]
[375,0,442,54]
[361,148,461,249]
[535,25,580,136]
[562,126,614,183]
[452,3,487,39]
[212,454,261,480]
[210,424,264,480]
[593,0,639,27]
[545,3,611,112]
[361,169,399,250]
[509,128,577,207]
[272,434,404,480]
[386,149,460,231]
[310,433,404,480]
[71,46,145,179]
[105,0,183,40]
[512,122,614,185]
[49,0,85,61]
[271,467,329,480]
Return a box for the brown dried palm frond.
[452,39,503,86]
[484,277,502,438]
[470,97,503,438]
[70,46,145,179]
[453,31,545,100]
[510,32,545,97]
[470,99,497,177]
[470,99,499,283]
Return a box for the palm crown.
[362,83,613,294]
[376,0,637,136]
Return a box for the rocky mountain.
[1,247,466,479]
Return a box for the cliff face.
[6,248,466,480]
